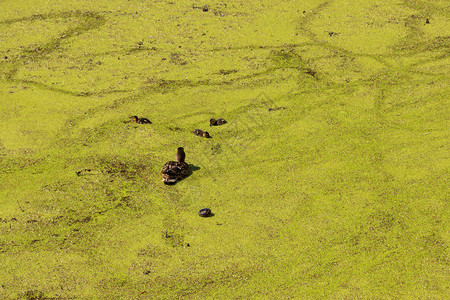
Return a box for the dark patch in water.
[219,69,238,75]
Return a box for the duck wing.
[192,129,203,136]
[161,161,190,183]
[177,162,190,178]
[138,118,152,124]
[161,161,179,183]
[217,118,227,125]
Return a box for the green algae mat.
[1,0,449,298]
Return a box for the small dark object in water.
[192,129,211,138]
[305,68,317,78]
[202,5,209,12]
[327,31,339,37]
[219,69,238,75]
[268,107,286,112]
[130,116,152,124]
[210,118,227,126]
[76,169,92,176]
[198,208,212,217]
[425,18,430,24]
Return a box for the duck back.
[161,161,190,184]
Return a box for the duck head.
[177,147,186,162]
[202,131,211,138]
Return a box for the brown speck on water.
[268,107,286,112]
[219,69,238,75]
[305,68,317,79]
[327,31,339,37]
[425,18,430,24]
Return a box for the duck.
[161,147,190,184]
[210,118,227,126]
[192,129,211,138]
[198,208,212,217]
[130,115,152,124]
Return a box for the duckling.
[198,208,212,217]
[210,118,227,126]
[130,115,152,124]
[161,147,190,184]
[192,129,211,138]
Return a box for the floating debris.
[305,68,318,79]
[219,69,238,75]
[268,107,286,112]
[76,169,92,176]
[326,31,340,37]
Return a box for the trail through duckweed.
[0,0,448,298]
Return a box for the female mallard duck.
[161,147,190,184]
[210,118,227,126]
[131,116,152,124]
[192,129,211,138]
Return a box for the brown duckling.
[131,116,152,124]
[192,129,211,138]
[198,208,212,217]
[210,118,227,126]
[161,147,190,184]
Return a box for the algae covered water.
[0,0,448,298]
